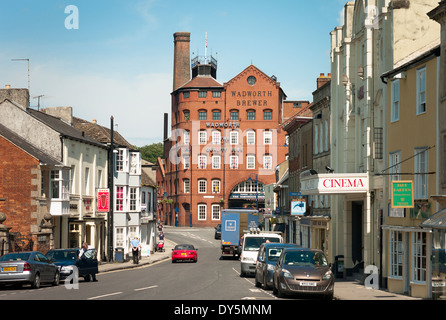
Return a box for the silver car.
[0,251,60,289]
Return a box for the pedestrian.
[158,221,163,233]
[79,242,98,281]
[131,237,141,264]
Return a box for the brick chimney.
[173,32,191,91]
[317,73,331,89]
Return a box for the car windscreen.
[47,250,77,261]
[283,251,328,267]
[244,237,280,251]
[0,252,31,261]
[174,245,195,250]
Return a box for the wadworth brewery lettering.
[231,90,273,107]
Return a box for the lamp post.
[107,116,114,262]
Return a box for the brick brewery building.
[157,32,306,227]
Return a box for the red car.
[171,244,198,263]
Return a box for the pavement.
[97,239,423,300]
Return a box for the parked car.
[46,248,98,282]
[214,224,221,240]
[272,248,334,300]
[255,243,299,290]
[0,251,60,289]
[172,244,198,263]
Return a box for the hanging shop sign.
[97,188,110,212]
[291,200,306,216]
[391,181,414,208]
[300,173,368,195]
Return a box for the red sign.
[97,189,109,212]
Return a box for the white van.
[240,232,282,277]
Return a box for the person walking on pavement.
[131,237,141,264]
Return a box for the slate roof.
[0,123,64,167]
[176,75,223,90]
[420,208,446,229]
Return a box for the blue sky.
[0,0,346,146]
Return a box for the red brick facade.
[158,59,294,227]
[0,135,39,245]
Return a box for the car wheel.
[31,273,41,289]
[53,271,60,286]
[172,259,175,263]
[84,275,91,282]
[272,278,278,295]
[262,274,269,290]
[255,274,261,288]
[277,284,286,298]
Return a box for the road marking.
[134,285,158,291]
[87,291,122,300]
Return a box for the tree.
[138,142,163,164]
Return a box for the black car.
[46,248,98,282]
[214,224,221,240]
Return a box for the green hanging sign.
[391,181,414,208]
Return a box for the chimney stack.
[317,73,331,89]
[173,32,191,91]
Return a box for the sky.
[0,0,347,147]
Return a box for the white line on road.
[87,292,123,300]
[134,285,158,291]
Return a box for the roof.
[420,208,446,229]
[72,117,134,149]
[176,75,223,91]
[141,159,156,186]
[0,123,64,167]
[27,109,106,149]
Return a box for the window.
[212,131,221,145]
[198,155,207,169]
[198,179,207,193]
[130,152,140,175]
[212,110,221,120]
[414,147,428,199]
[198,204,206,220]
[183,92,190,99]
[116,149,124,171]
[230,155,238,169]
[129,187,138,211]
[247,130,255,145]
[212,180,220,193]
[263,155,272,169]
[212,155,221,169]
[390,231,403,278]
[199,131,207,144]
[212,204,221,220]
[412,232,427,282]
[116,228,124,247]
[247,155,255,169]
[264,130,272,145]
[199,110,207,120]
[97,170,102,189]
[416,67,426,114]
[230,131,238,145]
[184,110,190,121]
[51,170,69,200]
[389,151,401,199]
[116,186,124,211]
[314,124,319,154]
[391,80,400,122]
[183,154,190,169]
[198,91,207,98]
[184,130,190,145]
[184,179,190,193]
[230,110,239,120]
[263,110,272,120]
[247,110,255,120]
[212,91,221,98]
[84,167,90,195]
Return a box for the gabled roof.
[0,123,63,167]
[27,108,106,149]
[72,117,134,149]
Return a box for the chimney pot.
[5,85,10,89]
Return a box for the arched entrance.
[228,180,265,209]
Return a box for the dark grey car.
[0,251,60,289]
[255,243,300,290]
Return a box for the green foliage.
[137,142,163,163]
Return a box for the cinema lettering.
[300,173,368,195]
[231,90,273,107]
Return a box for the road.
[0,227,278,301]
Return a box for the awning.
[420,208,446,230]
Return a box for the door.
[352,202,363,268]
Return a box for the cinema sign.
[300,173,368,195]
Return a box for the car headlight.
[322,270,333,280]
[282,269,294,279]
[61,266,74,272]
